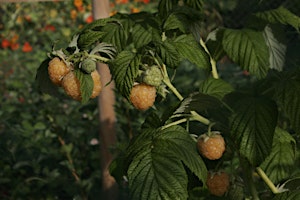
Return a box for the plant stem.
[256,167,279,194]
[199,38,219,79]
[161,118,188,130]
[89,54,110,63]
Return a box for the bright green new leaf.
[222,28,270,78]
[260,127,296,184]
[228,94,278,166]
[199,77,234,100]
[74,70,93,104]
[110,50,140,99]
[172,34,210,70]
[127,126,207,200]
[255,6,300,31]
[263,25,286,71]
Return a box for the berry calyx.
[142,66,163,87]
[130,83,156,110]
[206,171,230,196]
[80,58,96,74]
[197,131,225,160]
[48,57,71,86]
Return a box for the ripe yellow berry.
[206,171,230,196]
[48,57,70,86]
[197,132,225,160]
[130,83,156,110]
[61,70,102,101]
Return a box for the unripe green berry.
[81,58,96,74]
[143,66,163,87]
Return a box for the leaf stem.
[161,118,188,130]
[256,167,280,194]
[199,38,219,79]
[88,54,110,63]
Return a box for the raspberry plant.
[36,0,300,199]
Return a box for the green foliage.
[126,126,207,199]
[74,69,94,103]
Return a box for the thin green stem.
[256,167,279,194]
[161,118,188,130]
[88,54,110,63]
[191,111,210,126]
[199,38,219,79]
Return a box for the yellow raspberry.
[48,57,70,86]
[197,132,226,160]
[206,171,230,196]
[62,70,102,101]
[129,83,156,111]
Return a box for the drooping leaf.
[110,50,140,99]
[172,34,210,70]
[163,12,187,33]
[260,127,296,184]
[227,93,278,166]
[126,126,207,200]
[199,77,234,100]
[222,28,270,78]
[255,6,300,31]
[74,70,93,104]
[35,58,60,97]
[77,30,106,50]
[263,25,286,71]
[158,0,177,20]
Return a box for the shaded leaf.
[260,127,296,184]
[131,24,153,49]
[157,39,180,68]
[199,77,234,100]
[227,93,278,165]
[74,70,93,104]
[273,190,300,200]
[206,28,226,61]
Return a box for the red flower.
[85,15,93,23]
[22,42,33,53]
[44,25,56,32]
[1,39,10,49]
[143,0,150,3]
[10,43,19,51]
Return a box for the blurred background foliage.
[0,0,300,199]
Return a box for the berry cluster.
[48,57,102,101]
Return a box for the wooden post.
[92,0,118,199]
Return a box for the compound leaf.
[222,28,270,79]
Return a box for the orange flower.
[10,43,19,51]
[10,34,19,44]
[70,9,77,20]
[131,7,140,13]
[74,0,83,8]
[85,15,93,23]
[1,39,10,49]
[22,42,33,53]
[143,0,150,3]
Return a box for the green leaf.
[157,39,180,68]
[101,21,128,52]
[131,24,153,49]
[199,77,234,100]
[110,50,140,99]
[78,30,106,50]
[260,127,296,184]
[206,28,226,61]
[35,58,60,97]
[175,92,222,114]
[163,12,187,33]
[228,94,278,166]
[263,25,286,71]
[273,71,300,133]
[273,190,300,200]
[158,0,177,20]
[255,6,300,31]
[74,70,93,104]
[127,126,207,200]
[172,34,210,70]
[222,28,270,78]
